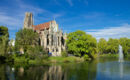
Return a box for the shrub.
[61,50,68,57]
[26,46,47,60]
[83,54,90,61]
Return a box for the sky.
[0,0,130,40]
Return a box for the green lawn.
[47,56,84,63]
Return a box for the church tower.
[23,12,33,29]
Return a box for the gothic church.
[23,12,66,56]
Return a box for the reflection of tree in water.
[15,66,49,80]
[64,61,97,80]
[0,64,6,80]
[0,64,16,80]
[43,65,67,80]
[1,64,67,80]
[15,65,67,80]
[0,61,97,80]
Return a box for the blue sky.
[0,0,130,40]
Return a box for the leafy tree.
[0,26,9,56]
[66,30,97,59]
[107,38,119,54]
[98,38,107,54]
[0,26,9,37]
[7,39,15,54]
[119,38,130,57]
[15,29,39,53]
[61,50,68,57]
[0,35,9,56]
[26,46,47,60]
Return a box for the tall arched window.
[51,35,53,46]
[58,36,59,46]
[61,37,64,46]
[47,34,49,45]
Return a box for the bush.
[61,50,68,57]
[83,54,90,61]
[48,56,84,63]
[26,46,47,60]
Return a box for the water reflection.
[120,62,123,78]
[6,66,15,80]
[43,65,67,80]
[0,61,97,80]
[0,64,6,80]
[97,61,130,80]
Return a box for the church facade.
[23,12,66,56]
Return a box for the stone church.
[23,12,66,56]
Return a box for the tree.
[0,26,9,56]
[15,29,39,53]
[0,26,9,37]
[66,30,97,59]
[98,38,107,54]
[27,46,47,59]
[119,37,130,57]
[0,35,9,56]
[107,38,119,54]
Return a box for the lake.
[0,58,130,80]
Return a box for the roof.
[33,21,50,31]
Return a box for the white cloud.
[86,23,130,40]
[83,0,88,5]
[52,12,64,19]
[0,0,64,29]
[0,12,22,30]
[0,0,65,39]
[53,0,61,5]
[0,0,46,30]
[66,0,73,6]
[84,12,105,19]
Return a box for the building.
[23,12,66,56]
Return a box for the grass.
[48,56,84,63]
[99,54,119,58]
[14,56,29,63]
[12,55,84,64]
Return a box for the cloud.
[0,0,48,39]
[0,12,22,30]
[66,0,73,6]
[86,23,130,40]
[0,0,46,29]
[0,0,65,39]
[83,12,105,19]
[52,12,65,19]
[53,0,61,5]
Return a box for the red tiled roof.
[33,22,50,31]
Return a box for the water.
[119,45,124,62]
[0,58,130,80]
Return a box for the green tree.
[0,26,9,37]
[119,37,130,57]
[107,38,119,54]
[0,26,9,56]
[27,46,47,59]
[98,38,107,54]
[15,29,39,53]
[7,39,15,54]
[66,30,97,59]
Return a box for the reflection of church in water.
[43,65,67,80]
[4,65,67,80]
[23,12,67,56]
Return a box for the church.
[23,12,66,56]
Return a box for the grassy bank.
[99,54,119,58]
[48,56,84,63]
[12,56,84,65]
